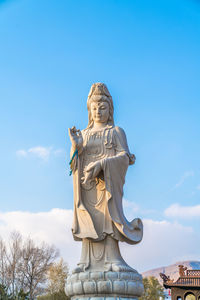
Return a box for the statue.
[66,83,144,300]
[178,265,187,277]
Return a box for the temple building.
[160,265,200,300]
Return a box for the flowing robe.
[71,125,143,245]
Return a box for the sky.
[0,0,200,272]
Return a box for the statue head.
[87,83,114,128]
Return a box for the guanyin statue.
[68,82,143,273]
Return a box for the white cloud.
[123,200,156,219]
[123,199,139,220]
[164,203,200,218]
[16,146,64,161]
[173,171,194,189]
[0,209,199,273]
[28,146,51,160]
[197,185,200,190]
[16,150,27,157]
[0,208,80,269]
[123,199,139,211]
[53,149,64,156]
[121,218,200,272]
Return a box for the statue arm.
[113,126,136,165]
[99,127,132,181]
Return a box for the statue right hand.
[82,161,102,185]
[68,126,83,151]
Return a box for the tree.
[0,284,12,300]
[37,259,69,300]
[0,232,59,299]
[47,258,68,295]
[0,238,9,289]
[37,290,68,300]
[0,284,29,300]
[19,237,59,299]
[139,276,165,300]
[7,232,23,297]
[17,289,29,300]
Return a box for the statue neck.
[92,122,108,130]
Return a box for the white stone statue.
[68,83,143,274]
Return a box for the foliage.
[37,290,68,300]
[0,231,59,300]
[17,289,29,300]
[37,259,69,300]
[0,284,12,300]
[139,276,165,300]
[46,258,68,295]
[0,284,29,300]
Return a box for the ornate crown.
[88,82,111,99]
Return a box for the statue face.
[90,100,110,124]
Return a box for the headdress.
[87,82,112,101]
[87,82,114,127]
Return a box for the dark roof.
[163,270,200,288]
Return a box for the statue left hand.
[82,161,101,184]
[68,126,83,152]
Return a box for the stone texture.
[65,271,143,299]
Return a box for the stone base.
[71,297,138,300]
[65,271,144,300]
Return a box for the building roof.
[160,266,200,289]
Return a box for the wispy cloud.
[28,146,52,160]
[123,200,141,221]
[173,171,194,189]
[197,184,200,190]
[16,150,27,157]
[164,203,200,218]
[0,208,199,272]
[123,199,139,212]
[16,146,64,161]
[53,149,65,157]
[123,200,156,219]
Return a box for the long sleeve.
[100,127,143,245]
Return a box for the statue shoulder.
[81,128,89,136]
[112,126,135,165]
[112,126,127,139]
[112,126,128,147]
[81,128,88,133]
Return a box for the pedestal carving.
[66,271,144,300]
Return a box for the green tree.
[0,284,29,300]
[17,289,29,300]
[0,284,12,300]
[139,276,165,300]
[37,290,68,300]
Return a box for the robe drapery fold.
[71,126,143,245]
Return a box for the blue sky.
[0,0,200,271]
